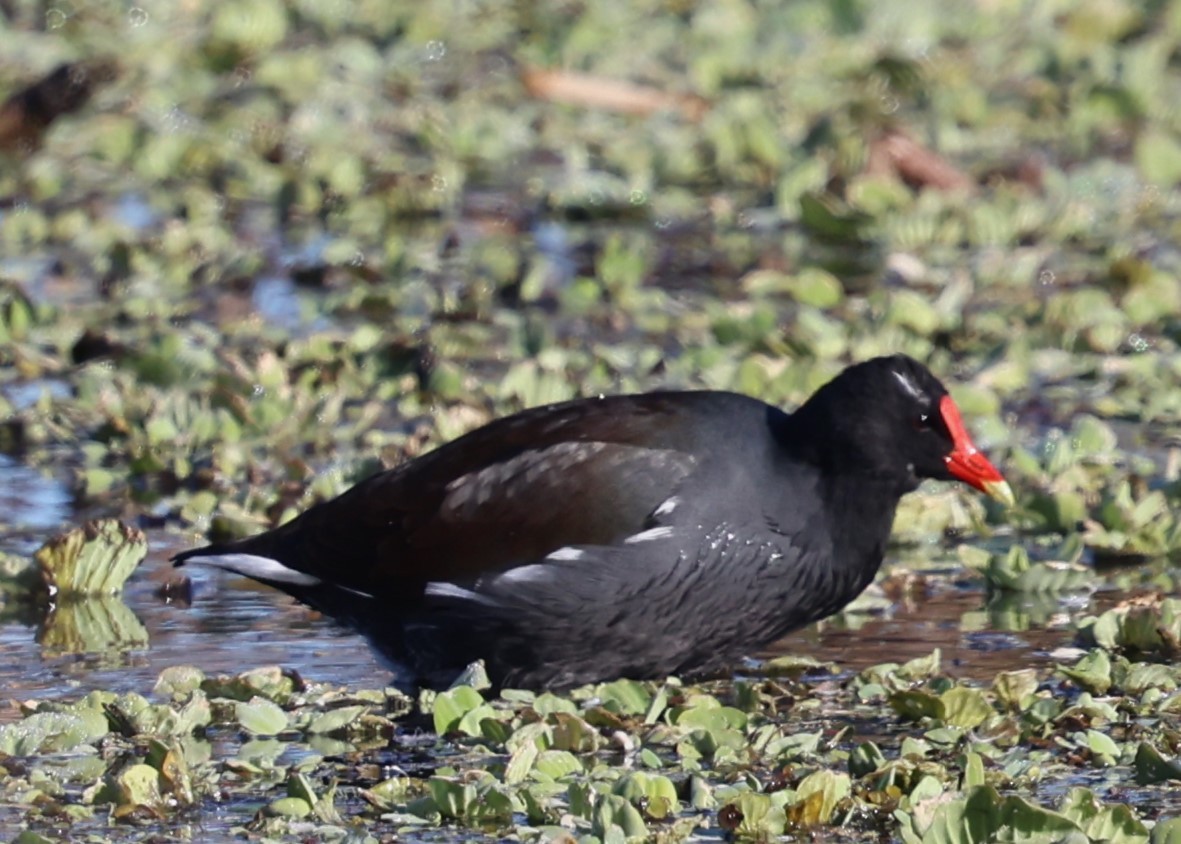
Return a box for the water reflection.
[0,550,1085,722]
[0,454,72,533]
[0,522,1137,718]
[37,596,149,657]
[0,548,385,717]
[111,193,158,231]
[768,587,1070,680]
[251,275,305,331]
[2,378,71,411]
[250,274,336,334]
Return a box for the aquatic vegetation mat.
[3,0,1181,839]
[1,651,1179,841]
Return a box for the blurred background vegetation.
[1,0,1179,543]
[4,2,1181,839]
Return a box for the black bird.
[173,354,1012,690]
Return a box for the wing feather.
[203,392,723,596]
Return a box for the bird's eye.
[913,412,931,432]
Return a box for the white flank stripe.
[624,526,675,544]
[499,563,553,584]
[181,553,322,587]
[653,496,680,517]
[425,581,500,606]
[546,547,584,561]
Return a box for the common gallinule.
[174,354,1012,690]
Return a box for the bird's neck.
[823,472,901,575]
[767,405,907,584]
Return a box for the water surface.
[0,521,1086,718]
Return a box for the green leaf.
[1134,742,1181,785]
[921,785,1081,844]
[760,654,830,678]
[940,687,994,730]
[595,679,652,715]
[210,0,289,54]
[202,665,295,703]
[993,669,1039,711]
[359,778,411,812]
[266,797,312,818]
[674,701,748,731]
[727,791,787,838]
[547,711,600,752]
[533,750,583,781]
[984,546,1092,594]
[643,683,670,723]
[457,703,498,738]
[450,659,491,691]
[1088,609,1123,649]
[146,739,195,806]
[11,833,57,844]
[850,741,887,777]
[764,729,822,760]
[0,708,109,755]
[307,705,368,735]
[532,693,578,716]
[613,772,680,820]
[235,696,289,736]
[1057,650,1113,695]
[787,268,844,308]
[890,689,944,722]
[154,666,206,701]
[592,793,649,841]
[112,764,165,818]
[1151,817,1181,844]
[1135,129,1181,187]
[504,737,539,785]
[432,685,485,735]
[1059,786,1148,842]
[887,289,940,336]
[799,191,874,240]
[900,650,942,680]
[790,770,850,826]
[34,520,147,597]
[689,775,715,810]
[1084,730,1120,766]
[963,752,985,789]
[429,777,476,820]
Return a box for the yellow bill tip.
[982,479,1015,508]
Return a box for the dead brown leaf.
[522,67,708,121]
[866,128,975,192]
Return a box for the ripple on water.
[0,564,388,718]
[251,275,334,334]
[251,275,305,331]
[0,528,1089,717]
[2,378,71,411]
[0,454,72,532]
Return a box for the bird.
[173,354,1012,691]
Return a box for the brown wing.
[225,392,715,595]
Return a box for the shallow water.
[0,453,73,535]
[0,537,386,720]
[769,585,1073,680]
[0,464,1157,840]
[0,520,1084,719]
